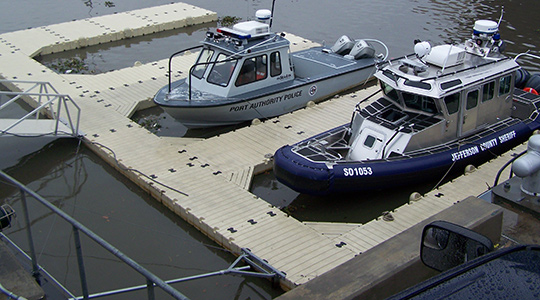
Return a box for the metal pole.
[146,280,155,300]
[54,95,63,135]
[73,227,89,300]
[73,266,251,299]
[0,171,189,300]
[19,190,40,280]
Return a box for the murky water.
[1,0,539,299]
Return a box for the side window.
[403,93,438,113]
[499,75,512,96]
[270,51,282,77]
[192,49,214,79]
[444,93,460,115]
[466,90,479,110]
[381,81,399,102]
[207,54,237,87]
[482,81,495,102]
[236,55,267,86]
[364,135,376,148]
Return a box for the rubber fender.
[525,73,540,91]
[515,68,531,89]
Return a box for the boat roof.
[202,20,290,57]
[375,43,520,98]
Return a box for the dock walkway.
[0,2,526,290]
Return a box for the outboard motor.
[347,40,375,59]
[331,35,355,55]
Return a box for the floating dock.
[0,2,528,291]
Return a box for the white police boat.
[153,9,388,128]
[273,17,540,195]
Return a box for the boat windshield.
[402,92,438,114]
[381,81,399,102]
[207,53,237,87]
[192,48,214,79]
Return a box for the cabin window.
[270,51,282,77]
[441,79,462,90]
[404,80,431,90]
[444,93,460,115]
[466,90,479,110]
[207,53,237,87]
[236,55,268,86]
[499,75,512,96]
[381,81,399,102]
[402,93,438,113]
[192,48,214,79]
[364,135,376,148]
[482,81,495,102]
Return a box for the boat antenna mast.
[497,6,504,27]
[269,0,276,29]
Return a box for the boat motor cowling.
[331,35,355,55]
[348,40,375,59]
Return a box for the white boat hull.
[158,67,374,128]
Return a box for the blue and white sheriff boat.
[153,9,388,128]
[273,17,540,195]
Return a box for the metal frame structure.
[0,170,285,300]
[0,80,81,137]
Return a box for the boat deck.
[0,2,529,290]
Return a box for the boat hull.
[274,121,539,195]
[154,66,375,128]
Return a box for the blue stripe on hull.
[274,122,538,195]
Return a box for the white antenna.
[497,6,505,27]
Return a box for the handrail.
[0,170,189,300]
[0,80,81,137]
[514,51,540,62]
[167,34,282,100]
[167,45,204,93]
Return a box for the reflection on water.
[251,170,442,224]
[35,22,213,74]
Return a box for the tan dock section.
[0,2,528,291]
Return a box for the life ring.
[524,87,539,95]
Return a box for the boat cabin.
[347,20,521,161]
[187,20,294,100]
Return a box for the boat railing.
[514,51,540,63]
[384,53,515,86]
[0,80,81,137]
[167,45,204,93]
[168,34,284,100]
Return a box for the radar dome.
[414,41,431,59]
[255,9,272,21]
